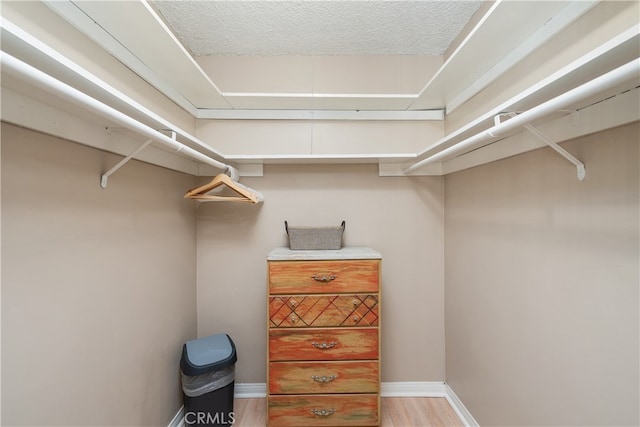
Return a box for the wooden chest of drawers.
[267,247,381,427]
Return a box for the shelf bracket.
[523,123,586,181]
[559,109,580,126]
[493,111,520,126]
[100,138,154,188]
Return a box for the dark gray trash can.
[181,333,237,426]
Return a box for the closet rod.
[1,51,233,174]
[404,58,640,173]
[1,16,227,165]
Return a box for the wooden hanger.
[184,173,263,203]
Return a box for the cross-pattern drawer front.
[268,394,379,427]
[269,328,378,361]
[269,260,379,294]
[269,360,379,394]
[270,294,379,328]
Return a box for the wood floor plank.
[232,397,463,427]
[233,398,267,426]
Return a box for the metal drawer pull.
[311,274,337,282]
[311,408,336,417]
[311,375,337,383]
[311,341,337,349]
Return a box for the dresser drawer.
[270,294,379,328]
[269,260,379,294]
[269,361,379,394]
[269,328,378,361]
[268,394,378,426]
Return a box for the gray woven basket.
[285,221,345,250]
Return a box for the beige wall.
[195,164,445,383]
[1,123,198,426]
[444,123,639,426]
[198,55,441,94]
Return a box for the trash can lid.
[180,333,237,376]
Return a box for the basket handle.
[284,220,345,238]
[285,221,344,233]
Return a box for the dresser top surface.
[268,247,381,261]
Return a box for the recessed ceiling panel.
[150,0,483,56]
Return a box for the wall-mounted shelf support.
[559,109,580,126]
[523,123,586,181]
[100,138,154,188]
[405,59,639,175]
[1,47,236,173]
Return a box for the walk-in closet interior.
[1,1,638,426]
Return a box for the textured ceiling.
[150,1,484,57]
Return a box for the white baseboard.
[234,381,447,399]
[235,381,449,398]
[445,384,480,427]
[234,382,267,398]
[167,405,184,427]
[381,381,447,397]
[168,382,478,427]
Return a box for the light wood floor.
[232,397,464,427]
